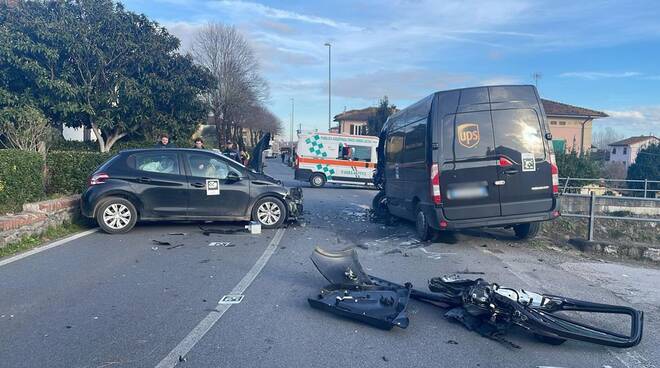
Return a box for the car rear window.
[491,109,545,160]
[127,152,180,175]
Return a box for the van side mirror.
[545,133,553,140]
[226,171,241,182]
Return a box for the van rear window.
[491,109,545,160]
[442,111,495,160]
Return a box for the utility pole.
[290,98,294,147]
[532,72,542,89]
[324,42,332,131]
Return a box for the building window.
[550,121,557,125]
[623,147,627,154]
[558,121,567,126]
[612,147,617,154]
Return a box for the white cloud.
[480,76,522,86]
[601,106,660,136]
[210,1,363,31]
[559,72,642,80]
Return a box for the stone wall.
[560,195,660,216]
[0,195,81,248]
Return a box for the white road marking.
[155,228,286,368]
[0,228,98,268]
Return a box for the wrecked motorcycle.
[308,247,643,348]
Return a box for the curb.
[568,238,660,263]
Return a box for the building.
[607,136,659,167]
[541,99,608,155]
[332,107,377,135]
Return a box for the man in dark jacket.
[222,141,240,161]
[155,133,177,148]
[192,137,206,149]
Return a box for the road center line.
[155,227,286,368]
[0,228,98,268]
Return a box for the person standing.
[192,137,206,149]
[222,141,240,161]
[155,133,176,148]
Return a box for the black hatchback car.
[81,137,303,234]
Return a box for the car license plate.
[447,186,488,200]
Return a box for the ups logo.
[457,123,480,148]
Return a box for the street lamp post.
[290,98,294,148]
[324,42,331,131]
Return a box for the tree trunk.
[105,130,127,152]
[91,123,107,153]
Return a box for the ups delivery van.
[373,85,560,241]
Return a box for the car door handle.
[504,169,519,175]
[137,177,152,183]
[191,182,205,188]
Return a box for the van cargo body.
[295,132,379,187]
[377,85,559,239]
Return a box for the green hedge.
[51,139,154,152]
[0,150,45,213]
[46,151,112,194]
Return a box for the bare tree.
[242,104,282,147]
[593,127,624,150]
[192,23,269,147]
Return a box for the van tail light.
[549,154,559,195]
[294,155,299,169]
[430,163,442,205]
[498,156,514,167]
[88,173,109,186]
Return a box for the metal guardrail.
[560,192,660,241]
[559,177,660,198]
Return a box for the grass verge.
[0,220,92,259]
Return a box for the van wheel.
[309,173,326,188]
[514,222,541,240]
[96,197,137,234]
[252,197,287,228]
[415,205,433,241]
[372,191,389,218]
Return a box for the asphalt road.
[0,160,658,368]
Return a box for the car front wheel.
[96,197,137,234]
[252,197,287,228]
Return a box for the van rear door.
[439,110,501,220]
[491,109,553,215]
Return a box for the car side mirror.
[226,171,241,182]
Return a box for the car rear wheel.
[309,173,326,188]
[96,197,137,234]
[513,222,541,240]
[415,205,433,241]
[252,197,286,228]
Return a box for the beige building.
[607,135,659,168]
[331,107,377,135]
[541,99,608,155]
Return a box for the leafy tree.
[366,96,395,136]
[0,0,213,152]
[555,151,600,179]
[627,143,660,197]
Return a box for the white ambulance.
[294,132,379,187]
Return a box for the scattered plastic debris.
[152,239,171,245]
[151,246,159,251]
[168,232,187,236]
[166,244,184,250]
[208,242,234,247]
[245,221,261,234]
[200,226,243,236]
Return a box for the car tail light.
[498,156,514,167]
[430,163,441,205]
[88,173,109,186]
[549,154,559,195]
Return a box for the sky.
[121,0,660,138]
